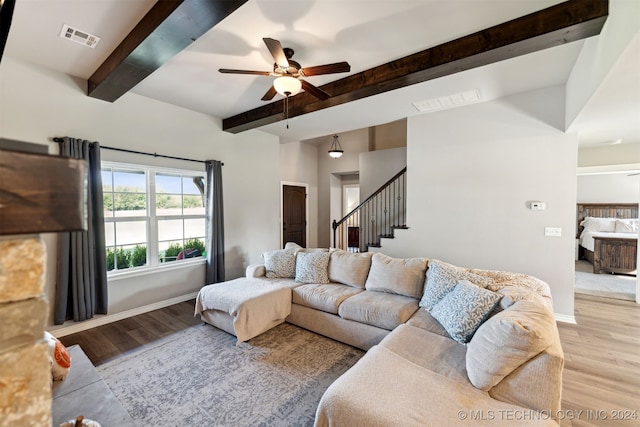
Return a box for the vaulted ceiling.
[3,0,639,145]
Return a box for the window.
[102,162,206,274]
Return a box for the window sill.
[107,257,206,282]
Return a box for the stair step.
[391,225,409,229]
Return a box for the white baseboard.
[554,312,576,324]
[49,292,199,338]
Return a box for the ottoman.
[195,277,293,343]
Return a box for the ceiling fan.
[219,38,351,101]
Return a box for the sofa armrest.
[246,263,266,278]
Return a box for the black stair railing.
[332,167,407,252]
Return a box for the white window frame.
[103,161,207,279]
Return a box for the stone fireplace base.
[0,236,52,425]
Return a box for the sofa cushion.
[263,248,298,278]
[295,251,330,284]
[292,284,362,314]
[466,300,556,391]
[430,280,502,344]
[488,337,564,414]
[406,308,450,339]
[364,253,428,299]
[315,344,557,427]
[338,291,419,330]
[420,259,494,310]
[328,250,373,289]
[380,324,467,384]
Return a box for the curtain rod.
[53,137,223,166]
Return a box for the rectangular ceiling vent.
[59,24,101,48]
[412,89,481,113]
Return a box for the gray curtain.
[205,160,225,284]
[54,137,108,324]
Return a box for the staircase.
[332,167,407,252]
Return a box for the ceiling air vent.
[59,24,100,48]
[412,89,481,113]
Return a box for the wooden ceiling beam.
[222,0,608,134]
[88,0,247,102]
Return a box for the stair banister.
[332,167,406,250]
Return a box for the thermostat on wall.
[530,201,546,211]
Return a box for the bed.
[577,203,638,275]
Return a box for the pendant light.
[328,134,344,158]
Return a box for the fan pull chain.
[285,95,290,129]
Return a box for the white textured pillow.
[295,251,330,284]
[614,219,638,233]
[284,242,303,250]
[581,216,616,232]
[466,300,556,390]
[263,248,298,278]
[364,253,428,299]
[420,259,494,310]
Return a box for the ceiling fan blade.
[218,68,272,76]
[301,62,351,76]
[261,85,278,101]
[263,37,289,69]
[301,80,330,100]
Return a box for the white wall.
[578,144,640,167]
[380,86,577,317]
[316,129,369,247]
[566,0,640,128]
[279,140,319,247]
[577,173,640,203]
[0,57,281,326]
[359,147,407,200]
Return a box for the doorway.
[574,169,639,303]
[282,183,307,248]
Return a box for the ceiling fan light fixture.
[328,134,344,158]
[274,76,301,97]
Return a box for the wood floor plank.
[557,294,640,426]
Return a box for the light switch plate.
[545,227,562,237]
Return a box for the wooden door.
[283,185,306,248]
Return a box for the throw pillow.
[284,242,303,250]
[466,300,556,390]
[263,248,298,278]
[420,259,494,310]
[364,253,428,299]
[614,219,638,233]
[430,280,502,344]
[295,251,331,284]
[43,331,71,381]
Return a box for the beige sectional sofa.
[195,245,564,426]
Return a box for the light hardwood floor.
[557,294,640,426]
[60,294,640,425]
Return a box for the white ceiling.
[4,0,639,145]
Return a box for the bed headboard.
[576,203,639,237]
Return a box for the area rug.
[97,323,364,427]
[575,260,636,301]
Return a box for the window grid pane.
[104,163,207,274]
